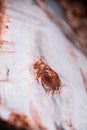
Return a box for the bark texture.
[0,0,87,130]
[56,0,87,56]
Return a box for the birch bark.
[0,1,87,130]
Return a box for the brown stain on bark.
[1,110,47,130]
[67,45,77,61]
[0,118,29,130]
[0,68,9,82]
[0,78,9,82]
[66,120,76,130]
[0,0,8,47]
[80,68,87,92]
[33,58,61,94]
[8,113,33,130]
[1,102,46,130]
[0,0,5,37]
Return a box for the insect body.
[33,59,61,94]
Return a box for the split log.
[0,0,87,130]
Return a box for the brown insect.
[33,59,61,94]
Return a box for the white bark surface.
[0,0,87,130]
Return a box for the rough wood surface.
[0,0,87,130]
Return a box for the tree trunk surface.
[0,0,87,130]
